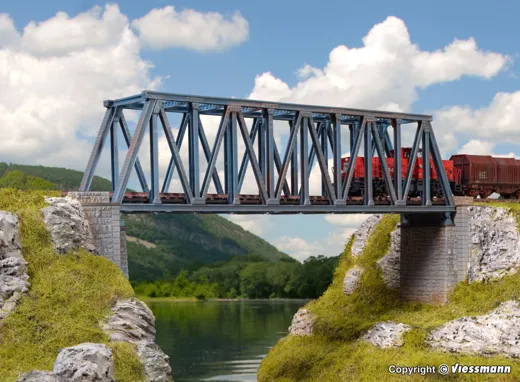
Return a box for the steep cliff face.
[0,190,172,382]
[261,204,520,381]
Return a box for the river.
[147,299,307,382]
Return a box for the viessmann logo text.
[388,363,511,376]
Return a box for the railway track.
[55,191,520,206]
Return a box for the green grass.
[258,208,520,382]
[0,188,145,382]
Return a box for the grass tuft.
[111,342,146,382]
[0,188,143,381]
[259,207,520,381]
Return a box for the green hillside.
[0,164,293,282]
[0,162,112,191]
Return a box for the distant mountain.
[0,162,292,282]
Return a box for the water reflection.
[147,300,307,382]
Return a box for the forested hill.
[0,163,293,282]
[0,162,112,191]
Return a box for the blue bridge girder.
[79,90,456,214]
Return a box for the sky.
[1,0,520,261]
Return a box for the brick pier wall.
[68,192,128,278]
[400,198,472,304]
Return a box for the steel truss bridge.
[79,91,456,214]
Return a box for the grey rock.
[343,265,364,295]
[16,370,62,382]
[53,343,114,382]
[427,300,520,358]
[361,321,411,348]
[468,206,520,282]
[0,211,22,260]
[351,214,382,257]
[100,298,173,381]
[0,211,28,319]
[137,341,172,382]
[376,228,400,289]
[101,298,156,344]
[288,308,314,336]
[42,197,97,255]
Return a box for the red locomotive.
[341,149,520,199]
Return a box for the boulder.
[361,321,411,348]
[42,197,97,255]
[0,211,29,320]
[289,308,314,336]
[469,206,520,282]
[16,370,61,382]
[17,371,61,382]
[427,300,520,358]
[0,211,22,259]
[343,265,364,295]
[137,341,172,382]
[101,298,156,344]
[100,298,173,381]
[376,228,400,289]
[351,214,382,257]
[53,343,114,382]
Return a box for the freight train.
[340,148,520,199]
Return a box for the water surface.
[147,300,306,382]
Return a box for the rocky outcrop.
[351,214,382,257]
[343,265,364,295]
[0,211,29,320]
[427,300,520,358]
[469,206,520,283]
[376,227,400,289]
[101,298,172,382]
[42,197,97,255]
[17,343,114,382]
[101,298,156,343]
[361,321,411,349]
[289,308,314,336]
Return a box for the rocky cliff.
[0,190,172,382]
[263,204,520,381]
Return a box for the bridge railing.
[79,91,455,214]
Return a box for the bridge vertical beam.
[422,128,432,206]
[290,119,298,196]
[300,117,310,205]
[364,120,374,206]
[257,118,265,178]
[226,112,239,204]
[332,114,343,204]
[110,111,119,192]
[149,104,161,204]
[263,109,276,202]
[189,103,200,199]
[320,121,329,197]
[392,119,403,202]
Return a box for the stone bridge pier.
[69,192,128,278]
[399,197,473,304]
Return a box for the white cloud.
[434,90,520,155]
[0,4,249,172]
[324,214,371,227]
[248,16,508,112]
[132,6,249,52]
[226,215,272,236]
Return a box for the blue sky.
[1,1,519,260]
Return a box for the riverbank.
[138,295,310,303]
